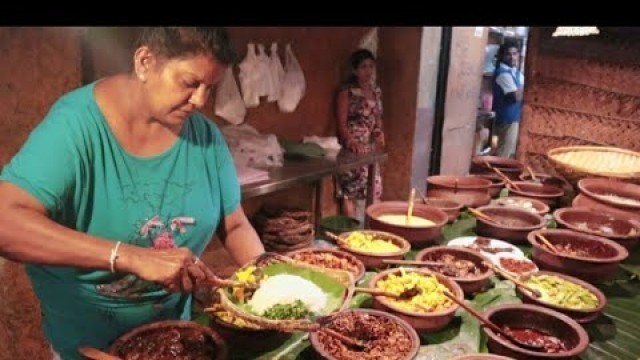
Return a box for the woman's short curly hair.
[135,27,238,65]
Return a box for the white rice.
[248,274,328,315]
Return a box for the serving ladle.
[78,346,122,360]
[353,286,420,300]
[442,291,545,351]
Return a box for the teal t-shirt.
[0,82,241,359]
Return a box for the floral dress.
[335,85,383,200]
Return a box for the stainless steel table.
[241,149,388,227]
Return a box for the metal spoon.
[442,291,545,351]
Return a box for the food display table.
[241,149,387,228]
[193,213,640,360]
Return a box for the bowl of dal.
[366,201,448,248]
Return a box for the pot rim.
[527,229,629,263]
[415,245,494,282]
[553,207,640,240]
[476,205,546,230]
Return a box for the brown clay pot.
[516,271,607,324]
[471,155,524,181]
[309,309,420,360]
[554,207,639,250]
[109,320,228,360]
[527,229,629,283]
[335,230,411,271]
[421,197,464,223]
[475,206,546,244]
[449,355,515,360]
[506,181,565,208]
[415,246,494,295]
[473,174,506,198]
[493,196,550,216]
[369,268,464,333]
[426,175,492,207]
[366,201,448,248]
[574,178,640,222]
[483,304,589,360]
[287,247,367,283]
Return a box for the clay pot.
[475,206,546,244]
[474,174,506,198]
[506,182,564,208]
[574,178,640,222]
[335,230,411,271]
[369,268,464,333]
[287,247,366,283]
[421,197,464,223]
[483,304,589,360]
[366,201,448,248]
[415,246,494,295]
[493,196,550,216]
[426,175,492,207]
[554,207,639,250]
[109,320,228,360]
[309,309,420,360]
[516,270,607,324]
[471,155,524,181]
[527,229,629,283]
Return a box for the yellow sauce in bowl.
[377,214,435,227]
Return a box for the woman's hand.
[347,139,368,154]
[119,246,203,293]
[373,131,385,149]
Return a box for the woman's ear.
[133,46,155,82]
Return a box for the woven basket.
[547,146,640,186]
[216,253,354,332]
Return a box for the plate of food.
[447,236,525,262]
[494,252,539,278]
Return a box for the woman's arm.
[337,89,367,153]
[218,206,265,265]
[0,182,195,290]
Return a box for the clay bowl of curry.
[333,229,411,271]
[287,247,366,283]
[516,270,607,324]
[474,206,546,244]
[527,229,629,283]
[366,201,448,248]
[471,155,524,181]
[421,197,464,223]
[554,207,640,250]
[415,246,494,295]
[473,173,506,198]
[109,320,228,360]
[483,304,589,360]
[369,267,464,333]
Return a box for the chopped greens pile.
[262,300,313,320]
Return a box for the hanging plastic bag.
[278,43,306,113]
[214,67,246,125]
[255,43,275,99]
[238,43,260,108]
[268,42,285,103]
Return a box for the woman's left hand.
[374,132,385,149]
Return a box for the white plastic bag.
[268,42,285,103]
[278,43,306,113]
[238,43,260,108]
[214,67,246,125]
[255,43,275,99]
[221,124,284,168]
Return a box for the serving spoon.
[442,291,545,351]
[353,286,420,300]
[78,346,122,360]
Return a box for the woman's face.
[354,58,376,84]
[138,49,226,126]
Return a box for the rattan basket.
[215,253,354,332]
[547,146,640,186]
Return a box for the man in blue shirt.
[492,41,525,158]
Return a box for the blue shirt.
[0,82,240,359]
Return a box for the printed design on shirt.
[96,179,198,299]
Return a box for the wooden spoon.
[535,233,559,254]
[489,263,542,298]
[324,231,349,247]
[78,347,122,360]
[354,287,420,300]
[484,160,521,191]
[527,166,538,182]
[414,187,429,204]
[442,292,544,351]
[407,188,416,225]
[383,259,451,267]
[467,207,496,223]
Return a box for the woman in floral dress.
[335,49,385,218]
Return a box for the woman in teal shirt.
[0,27,265,359]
